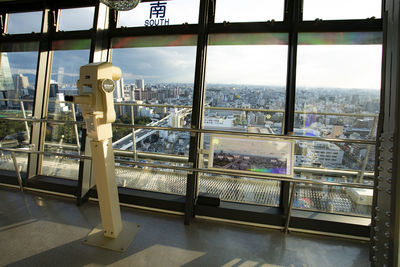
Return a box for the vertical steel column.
[184,0,212,225]
[77,2,111,206]
[280,0,300,214]
[27,9,57,178]
[370,0,400,266]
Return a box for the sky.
[4,0,383,89]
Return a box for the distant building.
[0,53,18,107]
[313,142,344,166]
[49,80,59,98]
[13,74,29,90]
[247,112,256,125]
[296,141,344,167]
[256,112,265,125]
[136,79,144,91]
[0,53,15,92]
[57,67,64,86]
[114,77,124,101]
[169,109,183,128]
[204,116,234,129]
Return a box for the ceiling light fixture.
[100,0,141,11]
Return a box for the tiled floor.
[0,187,370,267]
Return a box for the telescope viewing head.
[65,62,121,141]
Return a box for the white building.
[296,141,344,167]
[204,116,234,129]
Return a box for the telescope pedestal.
[83,137,139,252]
[84,221,140,252]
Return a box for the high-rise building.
[114,77,124,100]
[57,67,64,86]
[136,79,144,91]
[13,74,29,90]
[0,53,15,92]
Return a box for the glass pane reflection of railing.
[199,173,280,207]
[293,183,372,217]
[41,154,80,180]
[116,167,187,196]
[0,98,33,173]
[0,150,29,173]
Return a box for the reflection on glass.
[0,52,37,112]
[293,184,371,217]
[0,51,36,157]
[295,43,382,141]
[215,0,284,23]
[199,173,280,207]
[119,0,200,27]
[303,0,381,20]
[59,7,95,31]
[41,154,80,180]
[7,12,42,34]
[0,151,29,173]
[116,167,187,196]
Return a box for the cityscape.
[0,51,378,215]
[0,49,380,177]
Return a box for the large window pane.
[303,0,381,20]
[205,33,288,134]
[7,11,42,34]
[112,37,195,160]
[0,44,38,173]
[42,46,89,180]
[111,36,196,193]
[294,32,381,192]
[295,32,382,140]
[59,7,95,31]
[119,0,200,27]
[215,0,284,23]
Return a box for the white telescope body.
[68,62,123,239]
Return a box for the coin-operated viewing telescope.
[65,62,121,141]
[66,62,139,251]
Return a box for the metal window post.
[280,0,301,215]
[370,0,400,266]
[27,8,56,178]
[184,0,212,225]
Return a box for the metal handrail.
[0,116,376,144]
[111,123,376,145]
[0,98,379,118]
[113,149,374,178]
[0,147,373,190]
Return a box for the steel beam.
[27,8,54,178]
[185,0,212,225]
[370,0,400,265]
